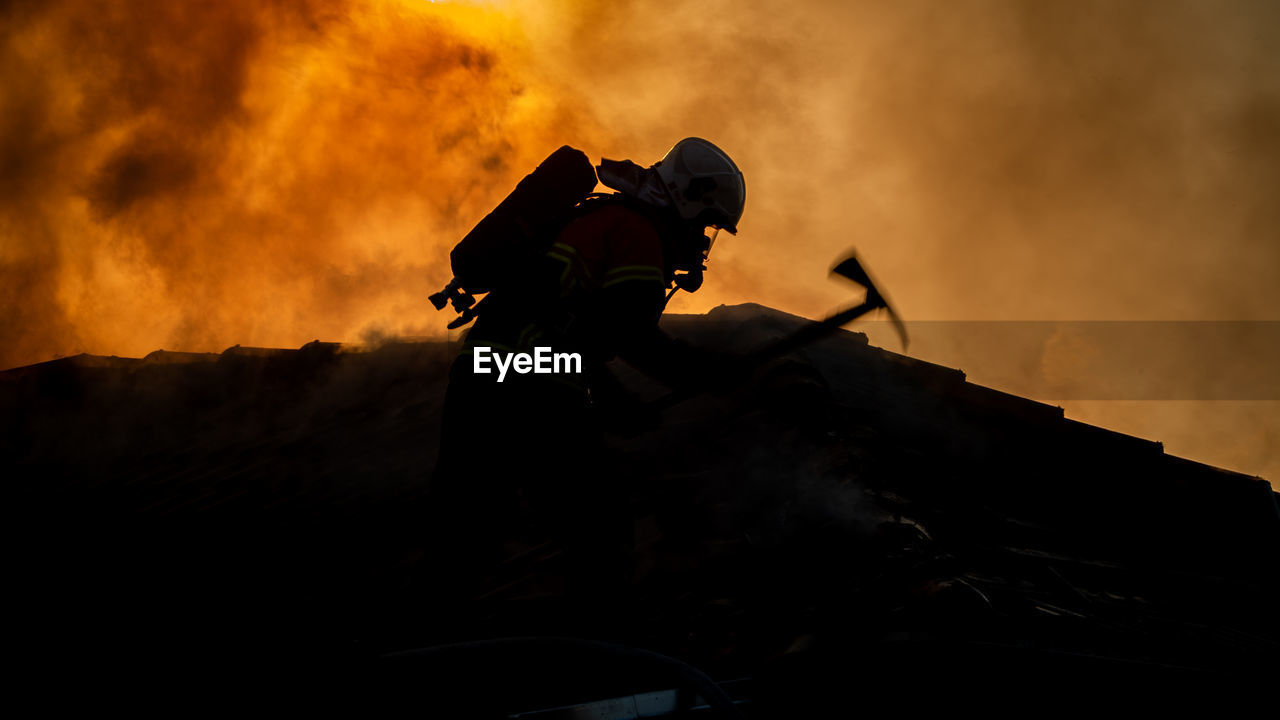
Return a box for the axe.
[650,251,907,412]
[756,252,909,362]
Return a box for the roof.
[4,304,1276,709]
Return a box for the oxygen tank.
[449,145,598,294]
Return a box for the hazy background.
[2,0,1276,484]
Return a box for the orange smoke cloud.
[0,0,605,367]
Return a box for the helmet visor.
[704,226,721,258]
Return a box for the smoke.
[2,1,1277,482]
[517,0,1280,484]
[0,0,605,368]
[519,0,1280,323]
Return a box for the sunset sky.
[2,0,1276,484]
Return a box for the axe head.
[831,253,909,351]
[832,256,884,307]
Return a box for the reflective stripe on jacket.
[461,201,669,380]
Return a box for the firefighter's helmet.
[652,138,745,234]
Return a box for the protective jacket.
[458,196,699,396]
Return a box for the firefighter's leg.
[425,357,519,622]
[528,391,632,623]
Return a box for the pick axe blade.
[831,254,909,351]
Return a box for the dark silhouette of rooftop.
[4,304,1276,712]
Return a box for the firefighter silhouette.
[427,139,746,623]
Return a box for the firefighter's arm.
[600,282,739,393]
[594,210,744,391]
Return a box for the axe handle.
[649,298,884,413]
[749,297,883,366]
